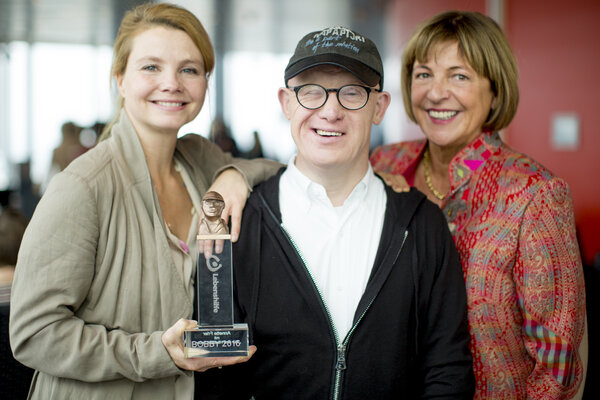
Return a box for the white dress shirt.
[279,157,386,339]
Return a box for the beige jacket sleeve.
[176,133,283,193]
[221,157,284,192]
[9,172,181,382]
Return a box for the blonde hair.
[401,11,519,132]
[101,3,214,139]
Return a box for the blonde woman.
[10,3,279,399]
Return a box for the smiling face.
[117,26,207,137]
[411,41,495,155]
[279,66,390,182]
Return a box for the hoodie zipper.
[282,229,346,399]
[261,194,410,399]
[286,227,410,400]
[332,229,408,399]
[282,228,341,343]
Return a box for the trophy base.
[183,323,249,358]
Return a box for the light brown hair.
[401,11,519,132]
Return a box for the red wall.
[391,0,485,44]
[388,0,600,264]
[505,0,600,264]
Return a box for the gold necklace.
[423,148,447,201]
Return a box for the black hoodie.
[196,168,474,400]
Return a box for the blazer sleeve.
[514,178,586,398]
[416,201,475,399]
[9,172,181,382]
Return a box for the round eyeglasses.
[289,84,381,111]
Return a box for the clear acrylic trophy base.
[190,214,248,358]
[183,323,249,358]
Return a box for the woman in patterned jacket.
[370,11,586,400]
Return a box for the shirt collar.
[285,155,373,212]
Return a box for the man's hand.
[376,171,410,193]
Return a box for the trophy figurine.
[183,191,249,357]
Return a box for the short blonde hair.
[402,11,519,132]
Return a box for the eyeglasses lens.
[296,85,369,110]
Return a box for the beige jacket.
[9,111,279,399]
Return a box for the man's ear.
[278,87,293,120]
[372,90,391,125]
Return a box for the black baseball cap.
[284,26,384,89]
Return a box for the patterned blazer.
[370,131,586,400]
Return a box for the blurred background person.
[209,117,265,159]
[43,121,88,193]
[209,116,240,157]
[245,130,264,159]
[0,206,34,399]
[50,121,87,172]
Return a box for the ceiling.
[0,0,144,45]
[0,0,387,50]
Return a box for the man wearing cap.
[195,27,474,399]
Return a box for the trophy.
[183,191,249,357]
